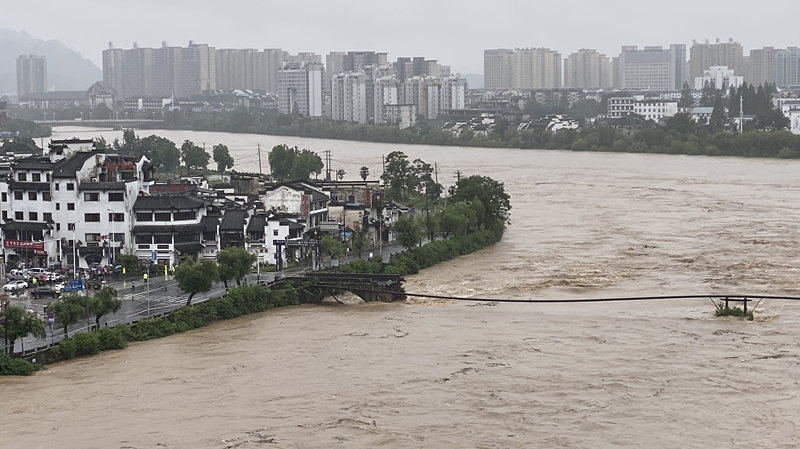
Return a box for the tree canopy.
[50,294,86,337]
[90,286,121,326]
[449,175,511,227]
[268,144,324,182]
[180,140,210,173]
[174,258,219,306]
[217,246,256,288]
[1,306,46,353]
[212,143,235,174]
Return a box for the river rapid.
[1,127,799,448]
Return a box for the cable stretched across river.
[303,282,800,303]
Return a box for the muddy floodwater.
[1,129,799,448]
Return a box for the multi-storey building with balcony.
[1,138,154,270]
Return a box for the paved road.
[5,242,407,355]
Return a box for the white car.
[3,280,29,292]
[53,282,66,294]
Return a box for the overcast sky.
[3,0,799,74]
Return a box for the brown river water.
[1,128,799,448]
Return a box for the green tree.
[449,175,511,227]
[394,216,423,249]
[89,286,121,327]
[216,246,256,288]
[212,143,234,175]
[50,294,86,338]
[140,135,180,172]
[351,230,369,259]
[665,113,696,135]
[381,151,413,200]
[289,149,324,181]
[359,166,369,181]
[174,259,219,306]
[268,144,296,182]
[679,82,695,108]
[709,96,728,132]
[1,306,46,353]
[321,235,345,264]
[180,140,210,173]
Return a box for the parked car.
[3,280,29,292]
[32,287,59,299]
[49,272,65,282]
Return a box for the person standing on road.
[131,281,136,300]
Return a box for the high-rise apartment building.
[16,55,47,97]
[748,47,778,87]
[441,76,468,111]
[331,72,368,123]
[563,49,612,89]
[619,45,685,90]
[484,49,513,90]
[277,62,323,117]
[689,39,745,79]
[510,48,562,89]
[775,47,800,87]
[373,76,399,125]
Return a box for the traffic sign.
[69,279,83,291]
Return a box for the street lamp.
[107,209,115,267]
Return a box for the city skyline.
[2,0,800,75]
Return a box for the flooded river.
[1,128,799,448]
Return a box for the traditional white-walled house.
[1,138,153,269]
[131,193,210,266]
[261,182,329,230]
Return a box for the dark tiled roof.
[133,194,208,211]
[1,221,52,231]
[78,182,126,191]
[52,152,96,178]
[200,215,219,232]
[132,224,204,234]
[246,214,266,232]
[175,242,204,252]
[220,209,246,231]
[10,181,50,191]
[280,221,305,230]
[13,157,54,170]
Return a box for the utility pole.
[257,143,262,174]
[324,150,332,181]
[456,170,462,183]
[739,95,744,135]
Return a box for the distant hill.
[0,29,101,96]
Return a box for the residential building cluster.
[0,139,407,272]
[485,38,800,91]
[97,44,466,127]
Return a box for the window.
[108,212,124,222]
[85,233,100,242]
[173,211,195,220]
[67,203,75,210]
[44,212,52,222]
[67,223,75,231]
[17,173,26,181]
[56,203,61,210]
[28,192,37,201]
[108,192,124,201]
[15,211,23,220]
[29,212,38,221]
[85,213,101,222]
[112,233,125,243]
[56,223,60,231]
[42,192,51,201]
[1,211,6,220]
[14,191,22,200]
[273,229,279,236]
[84,192,99,201]
[67,183,75,191]
[32,173,41,182]
[135,235,151,244]
[154,235,172,244]
[154,212,171,221]
[1,192,6,202]
[55,183,60,191]
[136,212,153,222]
[46,174,51,182]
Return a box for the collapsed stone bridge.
[277,273,406,303]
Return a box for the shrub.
[0,353,40,376]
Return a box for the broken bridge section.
[280,273,406,303]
